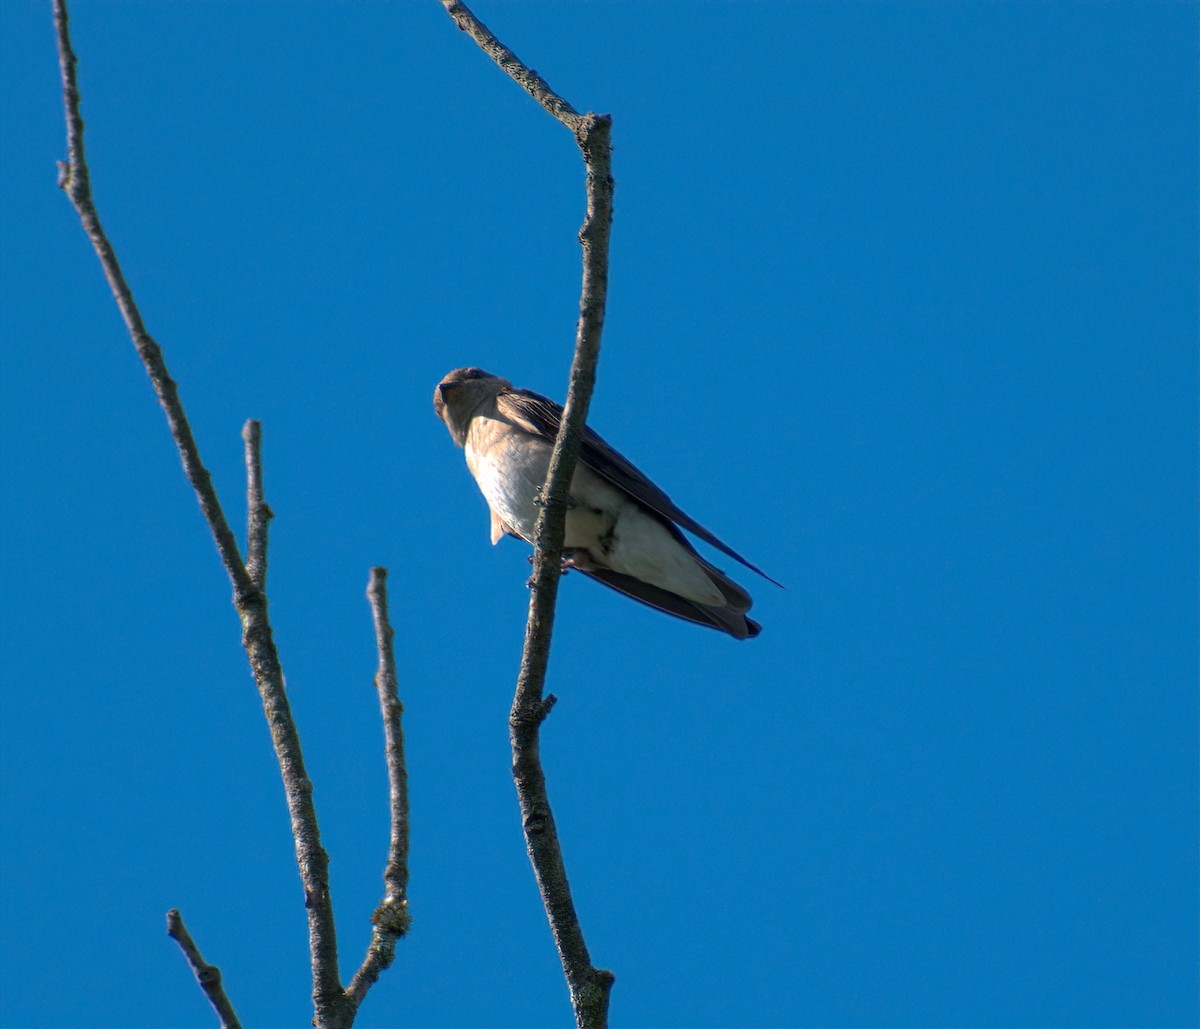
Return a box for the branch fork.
[52,4,410,1025]
[441,2,616,1026]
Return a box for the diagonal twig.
[53,0,251,601]
[439,3,616,1026]
[347,568,413,1005]
[440,0,586,132]
[166,909,243,1029]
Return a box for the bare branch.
[234,445,347,1027]
[439,3,616,1026]
[52,5,353,1025]
[440,1,585,132]
[243,420,273,591]
[53,0,252,603]
[347,568,412,1006]
[166,910,243,1029]
[510,111,615,1029]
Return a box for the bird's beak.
[434,381,454,417]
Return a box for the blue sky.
[1,3,1196,1027]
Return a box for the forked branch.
[52,4,408,1025]
[439,2,616,1026]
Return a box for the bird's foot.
[532,488,578,509]
[525,550,581,577]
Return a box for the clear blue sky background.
[1,3,1195,1028]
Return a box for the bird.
[433,367,778,639]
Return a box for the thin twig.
[439,3,616,1026]
[347,568,412,1005]
[440,1,585,132]
[166,910,243,1029]
[243,420,273,591]
[52,5,351,1025]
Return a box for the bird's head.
[433,367,510,446]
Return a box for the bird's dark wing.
[574,565,761,639]
[497,386,781,587]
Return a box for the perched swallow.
[434,367,777,639]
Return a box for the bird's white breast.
[465,417,551,541]
[464,415,724,606]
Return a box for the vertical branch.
[243,421,272,591]
[347,569,413,1006]
[510,113,614,1029]
[439,3,616,1026]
